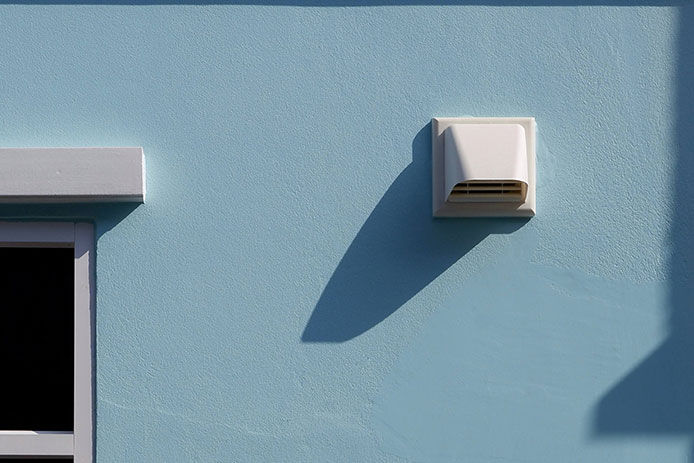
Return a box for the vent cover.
[448,181,527,203]
[432,117,536,217]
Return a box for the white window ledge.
[0,148,145,203]
[0,431,74,456]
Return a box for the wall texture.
[0,2,691,462]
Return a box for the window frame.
[0,221,94,462]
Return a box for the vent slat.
[450,191,518,195]
[452,183,518,187]
[448,181,526,203]
[452,186,522,192]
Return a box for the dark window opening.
[0,459,73,462]
[0,248,74,431]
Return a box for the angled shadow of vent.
[301,124,528,343]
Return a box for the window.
[0,222,93,462]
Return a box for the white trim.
[0,147,145,203]
[0,431,73,456]
[0,221,75,246]
[0,222,94,462]
[74,223,95,463]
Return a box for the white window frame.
[0,221,94,462]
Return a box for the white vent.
[432,117,536,217]
[448,181,527,203]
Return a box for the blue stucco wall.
[1,2,692,461]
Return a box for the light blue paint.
[0,2,690,462]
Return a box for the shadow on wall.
[301,124,527,343]
[593,1,694,450]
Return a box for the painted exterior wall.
[0,2,691,461]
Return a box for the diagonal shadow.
[593,1,694,449]
[301,124,527,343]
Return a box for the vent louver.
[447,181,527,203]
